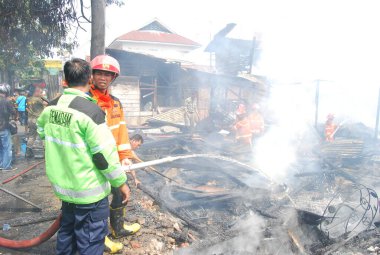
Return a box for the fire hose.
[0,214,61,249]
[0,160,61,249]
[0,154,269,249]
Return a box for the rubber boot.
[124,222,141,235]
[110,207,141,238]
[104,236,123,254]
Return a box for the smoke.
[197,212,266,255]
[252,82,316,183]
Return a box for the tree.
[0,0,124,86]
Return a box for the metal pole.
[0,187,42,211]
[374,87,380,140]
[249,36,256,74]
[314,80,320,128]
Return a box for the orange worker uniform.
[89,85,133,160]
[234,118,252,145]
[325,121,337,142]
[249,112,264,135]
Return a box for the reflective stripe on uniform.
[53,182,110,198]
[46,136,86,148]
[236,134,252,139]
[103,167,124,180]
[118,143,131,151]
[109,124,119,130]
[90,140,115,153]
[109,121,126,130]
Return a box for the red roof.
[116,30,201,47]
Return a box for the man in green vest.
[37,58,130,255]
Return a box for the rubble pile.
[1,122,380,254]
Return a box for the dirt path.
[0,156,191,255]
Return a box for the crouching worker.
[37,58,130,255]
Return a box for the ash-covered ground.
[1,122,380,255]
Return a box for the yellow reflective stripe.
[103,167,124,180]
[119,121,126,125]
[53,182,110,198]
[118,143,131,151]
[46,136,86,148]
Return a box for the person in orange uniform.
[249,103,265,138]
[233,113,252,149]
[90,55,140,253]
[325,113,337,142]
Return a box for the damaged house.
[106,20,268,126]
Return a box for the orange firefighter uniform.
[325,121,337,142]
[249,112,264,136]
[234,116,252,145]
[89,86,133,160]
[325,114,337,142]
[90,55,140,253]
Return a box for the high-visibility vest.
[37,88,127,204]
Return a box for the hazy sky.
[74,0,380,83]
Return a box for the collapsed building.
[1,21,380,255]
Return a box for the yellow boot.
[110,206,141,238]
[104,236,123,254]
[123,222,141,235]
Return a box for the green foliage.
[0,0,124,83]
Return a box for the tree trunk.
[90,0,106,60]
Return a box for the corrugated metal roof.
[116,30,201,47]
[148,107,186,124]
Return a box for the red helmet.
[90,55,120,76]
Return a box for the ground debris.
[110,180,191,255]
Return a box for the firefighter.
[249,103,265,141]
[89,55,140,253]
[233,113,252,149]
[128,134,144,187]
[325,113,337,142]
[184,91,199,133]
[25,84,48,158]
[236,103,246,116]
[37,58,130,254]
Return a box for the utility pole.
[248,36,256,74]
[374,87,380,140]
[90,0,105,60]
[314,79,320,128]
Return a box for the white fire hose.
[121,154,271,181]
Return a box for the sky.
[73,0,380,83]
